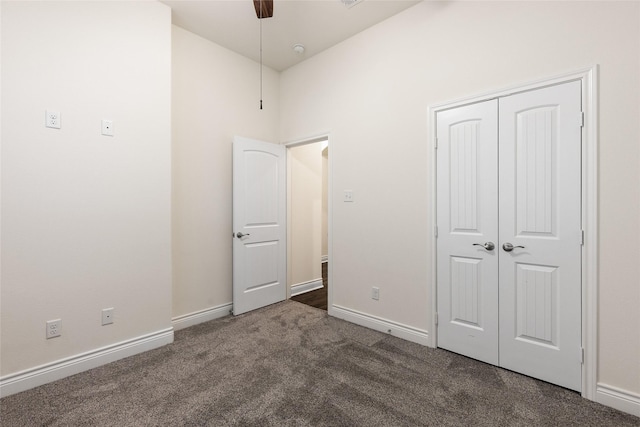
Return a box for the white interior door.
[436,81,582,392]
[436,99,499,365]
[232,136,286,315]
[498,81,583,391]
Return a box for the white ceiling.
[161,0,421,71]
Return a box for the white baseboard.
[321,255,328,263]
[0,328,174,398]
[172,303,232,331]
[330,304,430,346]
[595,383,640,417]
[291,278,323,297]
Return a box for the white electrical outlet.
[101,119,113,136]
[372,287,380,300]
[46,319,62,339]
[102,308,114,325]
[344,190,354,202]
[45,110,61,129]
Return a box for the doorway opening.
[287,137,330,311]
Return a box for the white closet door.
[436,99,499,365]
[498,81,583,391]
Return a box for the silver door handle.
[236,232,250,239]
[473,242,495,251]
[502,242,525,252]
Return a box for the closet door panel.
[436,99,499,365]
[498,81,583,392]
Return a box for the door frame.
[427,66,599,400]
[284,133,333,312]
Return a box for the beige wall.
[289,143,322,287]
[1,1,172,375]
[279,1,640,395]
[172,26,279,318]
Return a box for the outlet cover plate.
[101,119,114,136]
[46,319,62,339]
[102,308,114,325]
[344,190,354,202]
[45,110,61,129]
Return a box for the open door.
[232,136,286,315]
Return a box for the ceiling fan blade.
[253,0,273,19]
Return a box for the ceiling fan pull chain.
[259,20,263,109]
[253,0,272,110]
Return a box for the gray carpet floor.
[1,301,638,426]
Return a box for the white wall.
[172,26,279,320]
[280,1,640,398]
[289,143,322,287]
[1,1,172,376]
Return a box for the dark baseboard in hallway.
[290,263,328,310]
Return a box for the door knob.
[473,242,495,251]
[236,232,250,239]
[502,242,525,252]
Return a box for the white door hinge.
[581,229,585,246]
[434,138,438,149]
[580,347,584,364]
[435,312,439,326]
[434,226,438,238]
[579,111,584,128]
